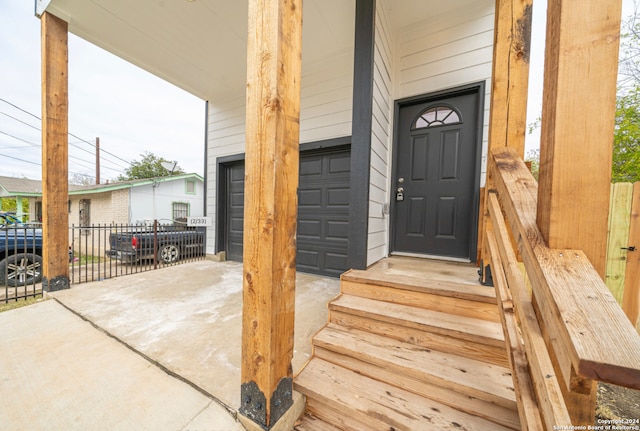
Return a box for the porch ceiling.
[41,0,479,103]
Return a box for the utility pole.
[95,137,100,185]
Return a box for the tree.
[619,0,640,90]
[612,1,640,182]
[612,86,640,183]
[69,173,95,185]
[1,198,30,221]
[118,152,185,181]
[526,4,640,183]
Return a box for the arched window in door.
[412,105,461,129]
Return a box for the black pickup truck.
[107,225,205,264]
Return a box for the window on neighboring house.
[79,199,91,226]
[185,179,196,195]
[413,105,462,129]
[35,201,42,222]
[172,202,190,223]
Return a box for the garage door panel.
[224,145,350,277]
[326,220,349,241]
[298,219,322,240]
[325,252,348,275]
[328,153,351,174]
[298,188,323,208]
[327,187,350,207]
[300,156,323,178]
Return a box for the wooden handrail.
[489,147,640,389]
[487,147,640,428]
[487,193,569,430]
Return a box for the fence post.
[623,182,640,331]
[153,219,158,270]
[606,182,634,303]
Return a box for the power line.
[0,97,135,168]
[0,112,40,131]
[0,153,40,166]
[0,151,101,181]
[0,128,111,167]
[0,130,39,147]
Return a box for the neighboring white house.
[66,173,205,227]
[0,174,204,225]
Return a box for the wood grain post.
[536,0,622,279]
[239,0,302,429]
[41,12,70,292]
[480,0,532,273]
[536,0,623,424]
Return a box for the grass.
[72,254,104,265]
[0,295,44,313]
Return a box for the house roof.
[68,173,204,195]
[0,176,46,197]
[36,0,479,104]
[0,173,204,197]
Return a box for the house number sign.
[187,217,212,227]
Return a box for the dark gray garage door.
[223,146,350,277]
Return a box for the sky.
[0,0,635,182]
[0,0,205,182]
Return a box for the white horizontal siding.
[368,1,394,267]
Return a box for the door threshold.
[390,252,471,263]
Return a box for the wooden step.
[294,358,516,431]
[340,279,501,322]
[314,347,520,430]
[329,294,509,367]
[313,324,517,410]
[294,412,342,431]
[341,261,496,304]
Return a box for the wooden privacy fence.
[486,148,640,429]
[606,182,640,332]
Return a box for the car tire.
[0,253,43,287]
[158,244,179,264]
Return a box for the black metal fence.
[1,223,43,304]
[1,221,206,304]
[70,221,206,285]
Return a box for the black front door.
[392,88,481,260]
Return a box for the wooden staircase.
[293,258,520,431]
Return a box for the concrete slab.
[51,260,340,411]
[0,299,245,431]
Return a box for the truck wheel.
[0,253,43,287]
[159,244,179,264]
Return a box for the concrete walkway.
[0,259,340,430]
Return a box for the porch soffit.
[41,0,356,104]
[39,0,484,105]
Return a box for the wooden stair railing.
[486,147,640,430]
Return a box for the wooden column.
[487,0,532,157]
[537,0,622,279]
[239,0,302,429]
[480,0,532,275]
[41,12,70,292]
[536,0,623,425]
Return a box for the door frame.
[389,82,485,262]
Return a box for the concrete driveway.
[0,259,340,430]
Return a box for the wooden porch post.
[536,0,623,424]
[537,0,622,278]
[480,0,532,277]
[41,12,70,292]
[239,0,302,429]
